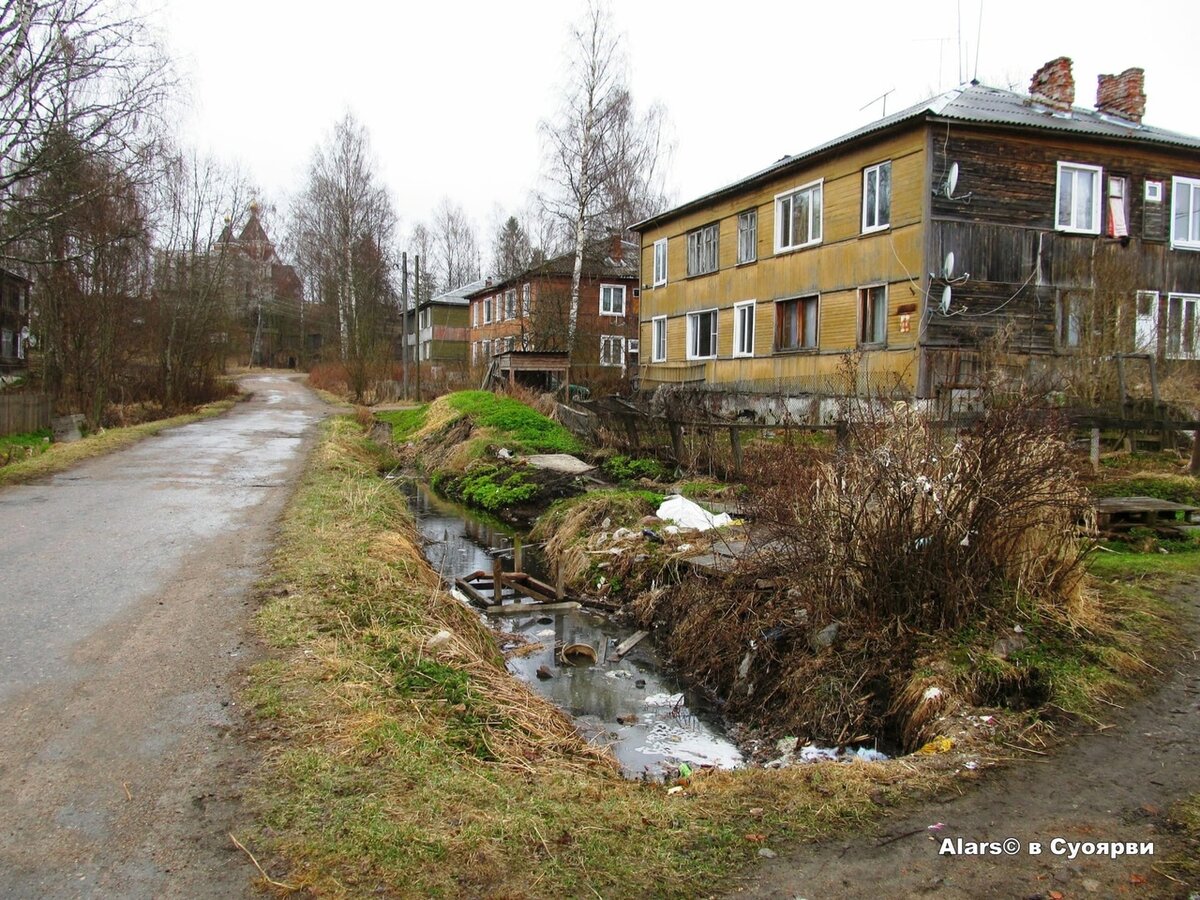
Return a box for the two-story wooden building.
[634,58,1200,400]
[0,268,31,375]
[465,239,640,389]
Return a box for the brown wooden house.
[0,268,31,375]
[465,238,640,390]
[633,58,1200,401]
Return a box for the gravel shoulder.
[735,579,1200,900]
[0,374,327,899]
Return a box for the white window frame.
[599,283,626,316]
[686,223,719,277]
[1166,293,1200,359]
[628,338,639,357]
[775,294,819,352]
[599,334,625,367]
[1145,180,1163,203]
[862,161,892,234]
[651,315,667,362]
[521,283,531,316]
[652,238,668,286]
[858,284,888,347]
[505,289,516,319]
[1171,176,1200,250]
[775,179,823,253]
[483,296,493,324]
[732,300,755,357]
[686,308,718,360]
[737,209,757,264]
[1056,161,1103,235]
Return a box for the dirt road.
[0,375,326,899]
[736,582,1200,899]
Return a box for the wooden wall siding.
[924,126,1200,375]
[929,126,1200,233]
[638,125,928,390]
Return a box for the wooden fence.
[0,392,51,437]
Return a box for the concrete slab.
[522,453,595,475]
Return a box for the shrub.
[602,453,667,483]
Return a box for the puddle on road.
[400,480,743,779]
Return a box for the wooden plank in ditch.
[486,601,582,615]
[611,629,649,659]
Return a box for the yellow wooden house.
[633,58,1200,399]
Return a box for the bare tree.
[290,114,397,401]
[406,221,436,302]
[150,150,250,410]
[0,0,172,262]
[428,197,480,292]
[539,0,670,350]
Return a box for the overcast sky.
[154,0,1198,257]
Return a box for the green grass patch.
[602,453,668,483]
[446,390,581,454]
[454,463,540,513]
[376,405,429,442]
[1091,472,1200,506]
[0,396,241,487]
[0,427,51,463]
[245,417,940,897]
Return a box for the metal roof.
[462,240,640,299]
[426,278,488,307]
[633,82,1200,232]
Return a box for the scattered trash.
[536,665,553,680]
[560,643,598,666]
[634,679,646,689]
[921,686,943,702]
[496,447,513,459]
[426,630,453,650]
[655,494,732,532]
[927,822,946,832]
[642,528,663,543]
[605,669,633,680]
[767,739,889,767]
[678,762,693,778]
[667,786,684,795]
[917,736,954,755]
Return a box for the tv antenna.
[859,88,895,118]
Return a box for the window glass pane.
[811,187,822,241]
[878,163,891,225]
[1058,175,1074,227]
[1075,171,1094,229]
[865,171,877,227]
[803,298,818,347]
[796,191,810,244]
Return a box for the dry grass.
[244,416,969,897]
[0,395,242,487]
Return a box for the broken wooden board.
[486,600,581,616]
[611,629,649,659]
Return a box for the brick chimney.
[609,233,625,262]
[1096,68,1146,123]
[1029,56,1075,111]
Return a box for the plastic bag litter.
[655,494,732,532]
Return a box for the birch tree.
[539,0,670,351]
[428,197,480,292]
[290,114,397,401]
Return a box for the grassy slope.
[0,396,241,487]
[244,418,947,898]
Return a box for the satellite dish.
[940,285,952,314]
[944,251,955,278]
[945,162,959,198]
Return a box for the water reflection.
[399,479,743,778]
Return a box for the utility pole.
[415,254,422,401]
[400,251,409,400]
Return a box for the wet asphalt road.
[0,374,327,898]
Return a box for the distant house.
[215,204,305,367]
[414,278,479,376]
[633,58,1200,400]
[0,268,31,375]
[465,238,640,389]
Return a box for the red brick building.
[465,239,640,389]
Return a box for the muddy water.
[400,481,743,779]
